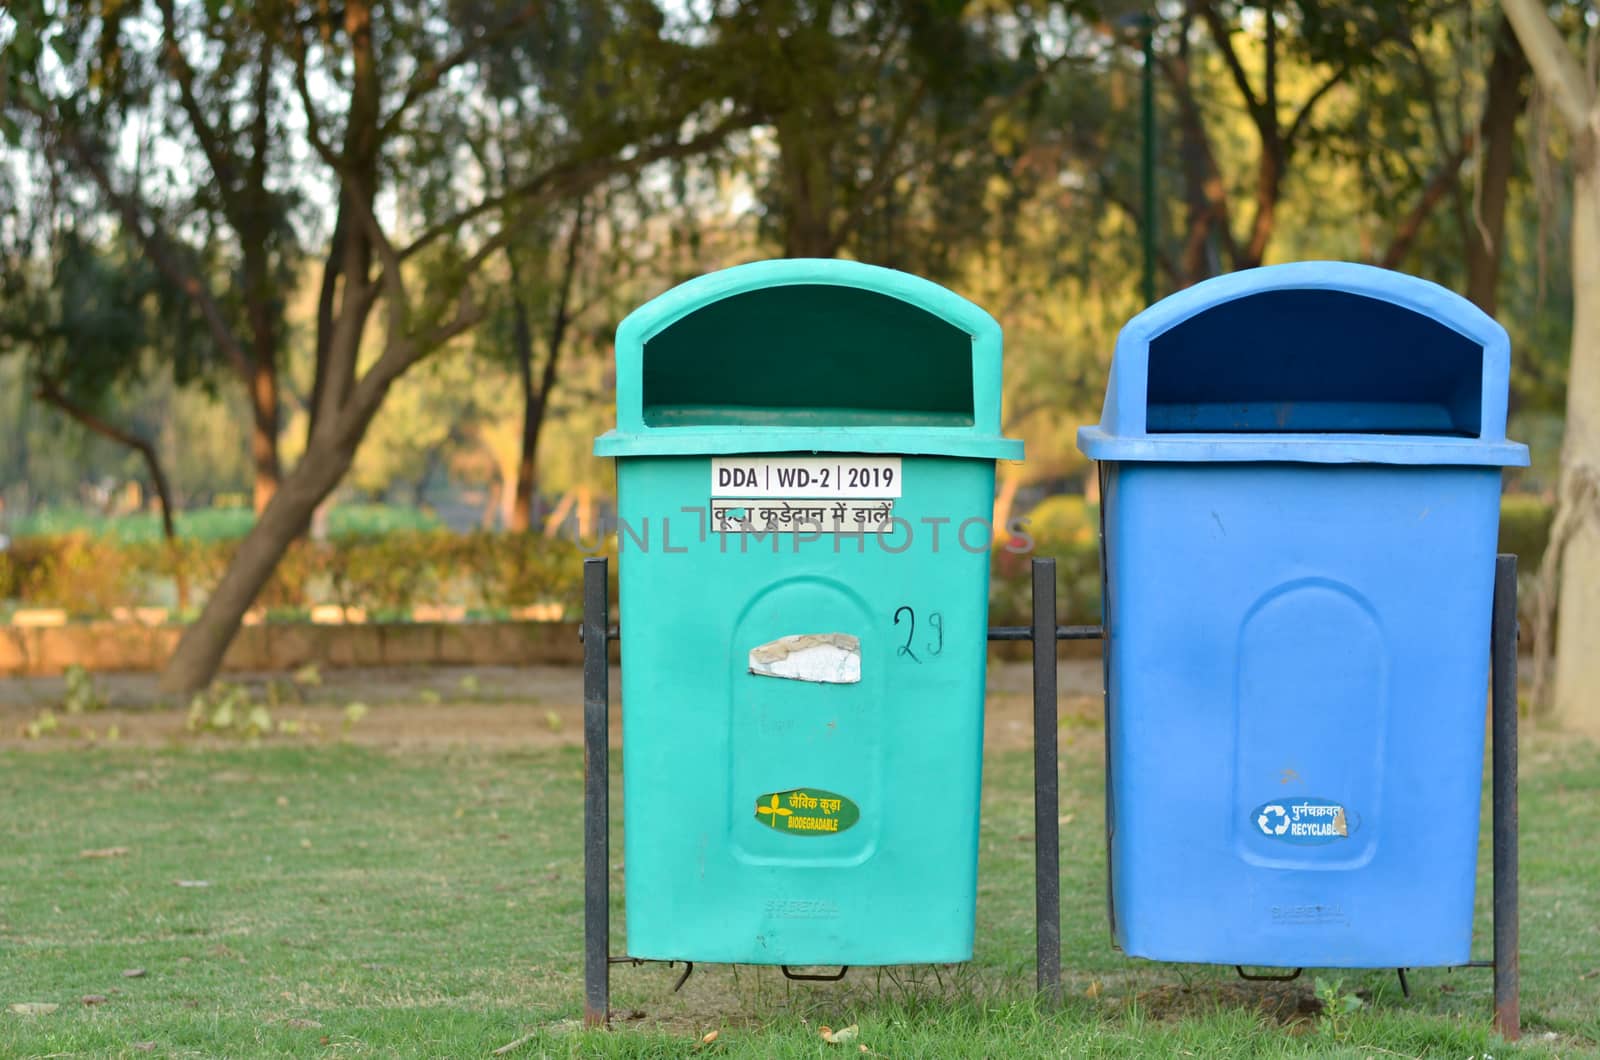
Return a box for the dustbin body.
[1078,262,1529,968]
[596,260,1021,966]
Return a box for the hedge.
[0,531,606,622]
[0,494,1552,626]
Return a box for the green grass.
[1,737,1596,1057]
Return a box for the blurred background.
[0,0,1581,706]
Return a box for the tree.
[1500,0,1600,734]
[0,208,205,543]
[1,0,298,515]
[716,0,1072,266]
[4,1,753,690]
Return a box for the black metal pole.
[1491,555,1519,1041]
[1031,558,1062,1005]
[582,557,611,1029]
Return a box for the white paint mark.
[748,633,861,684]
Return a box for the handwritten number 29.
[894,606,919,663]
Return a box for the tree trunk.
[776,109,841,258]
[1466,18,1529,316]
[1550,162,1600,734]
[1501,0,1600,732]
[508,288,538,532]
[509,207,587,532]
[249,354,281,514]
[992,467,1022,542]
[159,427,360,692]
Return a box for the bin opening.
[642,284,975,427]
[1145,289,1483,436]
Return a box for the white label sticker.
[711,499,896,534]
[710,456,902,499]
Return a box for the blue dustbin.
[1078,262,1529,968]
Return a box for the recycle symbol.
[1257,804,1289,836]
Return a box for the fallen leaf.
[81,995,108,1005]
[9,1002,58,1015]
[820,1024,859,1045]
[122,968,147,978]
[80,847,130,859]
[1085,980,1103,998]
[701,1030,719,1044]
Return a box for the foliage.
[1313,977,1366,1042]
[182,682,349,741]
[0,527,596,619]
[60,665,105,715]
[1499,493,1556,567]
[1,533,140,616]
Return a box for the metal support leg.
[582,558,611,1029]
[1031,558,1062,1005]
[1491,555,1519,1041]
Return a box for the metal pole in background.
[1140,13,1157,307]
[582,557,611,1029]
[1491,555,1520,1041]
[1032,558,1062,1004]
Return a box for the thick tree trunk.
[1550,162,1600,734]
[159,428,360,692]
[1466,18,1529,315]
[1501,0,1600,731]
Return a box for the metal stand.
[581,558,611,1029]
[1490,555,1520,1041]
[579,554,1518,1038]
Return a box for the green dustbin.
[594,259,1022,966]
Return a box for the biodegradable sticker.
[754,788,860,835]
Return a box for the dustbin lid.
[596,259,1023,460]
[1077,262,1529,466]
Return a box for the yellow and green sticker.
[754,788,859,835]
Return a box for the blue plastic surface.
[1078,261,1527,466]
[1079,262,1528,968]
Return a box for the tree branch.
[22,99,252,379]
[1195,1,1266,124]
[155,0,245,224]
[1284,58,1355,154]
[1501,0,1594,136]
[34,380,178,541]
[379,2,544,138]
[399,109,759,262]
[1378,131,1475,268]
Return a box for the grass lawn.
[1,734,1596,1058]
